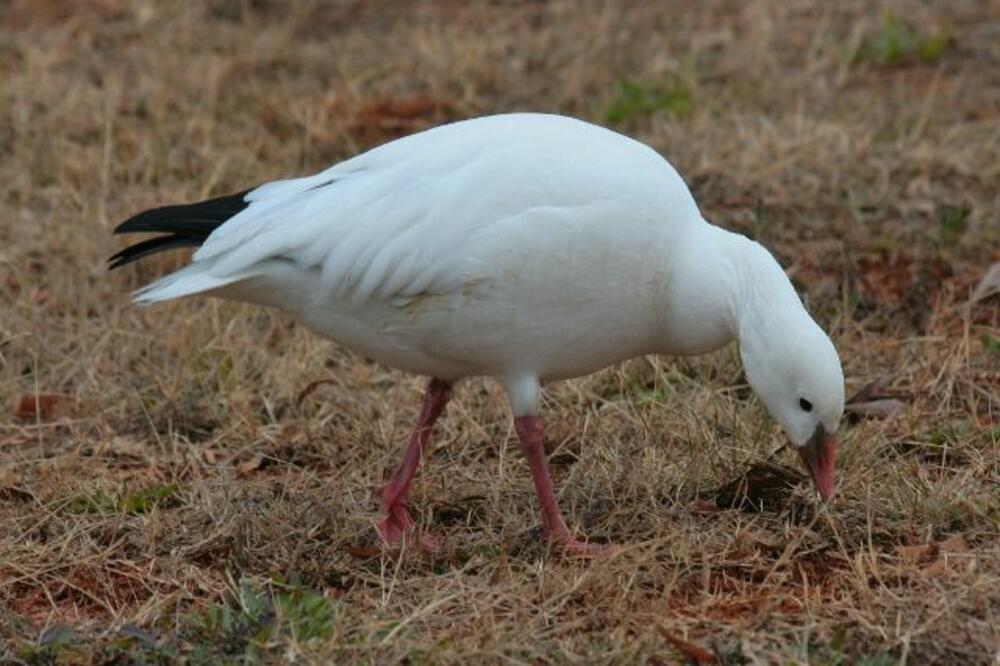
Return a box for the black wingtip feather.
[109,188,253,269]
[113,189,252,236]
[107,234,202,270]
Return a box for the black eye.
[799,398,813,412]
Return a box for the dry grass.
[1,1,998,663]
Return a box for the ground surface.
[1,1,998,664]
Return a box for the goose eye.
[799,398,813,412]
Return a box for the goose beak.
[798,425,836,502]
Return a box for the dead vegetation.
[1,1,997,663]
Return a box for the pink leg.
[376,378,451,550]
[514,416,617,556]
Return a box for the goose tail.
[130,263,248,304]
[109,189,254,303]
[109,189,251,269]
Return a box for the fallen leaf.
[0,465,21,486]
[15,393,70,421]
[926,535,972,575]
[847,377,891,403]
[362,93,439,121]
[658,627,717,665]
[344,544,380,560]
[688,498,723,514]
[333,93,460,143]
[855,252,914,302]
[895,535,972,575]
[895,542,939,566]
[238,454,267,476]
[971,261,1000,302]
[846,378,908,421]
[296,378,339,408]
[118,623,157,646]
[845,398,905,420]
[84,436,146,463]
[37,624,74,647]
[937,535,969,554]
[0,486,34,502]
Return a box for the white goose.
[111,113,844,554]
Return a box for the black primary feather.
[109,189,252,270]
[107,234,202,269]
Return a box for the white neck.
[658,220,804,356]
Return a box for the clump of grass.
[67,488,119,515]
[185,578,337,663]
[935,205,970,247]
[854,11,950,66]
[99,627,178,665]
[274,584,338,645]
[186,580,274,663]
[605,78,693,124]
[795,633,898,666]
[16,625,80,664]
[68,483,180,515]
[20,623,178,663]
[981,333,1000,355]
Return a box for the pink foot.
[375,503,410,544]
[376,489,440,552]
[514,415,619,558]
[373,379,451,553]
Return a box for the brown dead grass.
[1,1,998,663]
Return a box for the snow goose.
[110,113,844,554]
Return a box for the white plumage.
[113,113,844,552]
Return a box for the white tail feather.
[132,263,249,304]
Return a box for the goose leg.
[514,416,616,556]
[376,378,451,550]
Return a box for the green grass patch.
[799,633,898,666]
[185,578,338,663]
[187,580,273,663]
[853,12,950,66]
[274,584,338,644]
[605,78,693,124]
[68,483,180,515]
[936,205,970,247]
[981,333,1000,355]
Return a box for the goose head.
[739,301,844,501]
[717,234,845,501]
